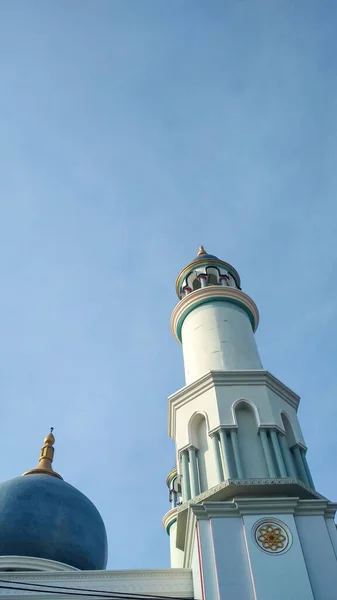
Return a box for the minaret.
[163,248,337,600]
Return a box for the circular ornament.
[253,519,291,555]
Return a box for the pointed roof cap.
[191,245,220,263]
[22,428,63,480]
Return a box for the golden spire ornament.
[22,428,63,479]
[198,245,207,256]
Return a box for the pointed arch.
[188,412,212,492]
[233,400,268,478]
[281,412,297,448]
[188,411,210,447]
[232,398,261,427]
[205,266,221,286]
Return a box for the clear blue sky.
[0,0,336,570]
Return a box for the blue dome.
[0,474,108,570]
[190,252,220,263]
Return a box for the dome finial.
[198,245,207,256]
[22,429,63,480]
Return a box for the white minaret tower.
[163,247,337,600]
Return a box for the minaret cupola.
[176,245,241,298]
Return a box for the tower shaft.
[163,248,337,600]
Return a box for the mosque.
[0,247,336,599]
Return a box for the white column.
[198,274,207,288]
[270,429,287,477]
[260,429,277,477]
[279,433,297,477]
[325,517,337,559]
[300,448,315,489]
[210,433,223,483]
[181,450,191,501]
[188,447,200,498]
[292,446,309,485]
[230,429,244,479]
[219,428,233,479]
[219,274,229,286]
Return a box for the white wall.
[211,517,255,599]
[295,515,337,599]
[169,521,184,568]
[197,519,219,599]
[173,381,305,458]
[181,302,262,384]
[191,532,203,600]
[243,513,314,599]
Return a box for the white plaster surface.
[197,519,219,599]
[191,534,203,600]
[243,513,314,599]
[325,517,337,558]
[210,517,255,600]
[181,302,262,384]
[169,521,184,568]
[296,515,337,600]
[170,371,305,463]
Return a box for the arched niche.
[188,412,211,492]
[206,266,220,286]
[235,401,268,478]
[281,413,297,448]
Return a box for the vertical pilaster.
[260,429,277,477]
[210,433,223,483]
[301,448,315,489]
[230,429,244,479]
[181,450,191,501]
[270,429,287,477]
[279,433,297,477]
[188,447,200,498]
[219,429,233,479]
[292,446,309,485]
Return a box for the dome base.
[0,556,79,572]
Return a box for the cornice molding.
[294,499,332,516]
[0,568,194,597]
[235,497,299,515]
[191,502,239,518]
[168,370,300,438]
[0,568,192,582]
[325,503,337,519]
[175,476,325,549]
[171,286,259,342]
[182,477,321,508]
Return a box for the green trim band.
[176,296,255,342]
[166,517,177,535]
[171,286,259,342]
[166,467,177,488]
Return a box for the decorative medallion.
[253,519,291,554]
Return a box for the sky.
[0,0,336,570]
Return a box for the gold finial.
[198,245,207,256]
[22,428,63,479]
